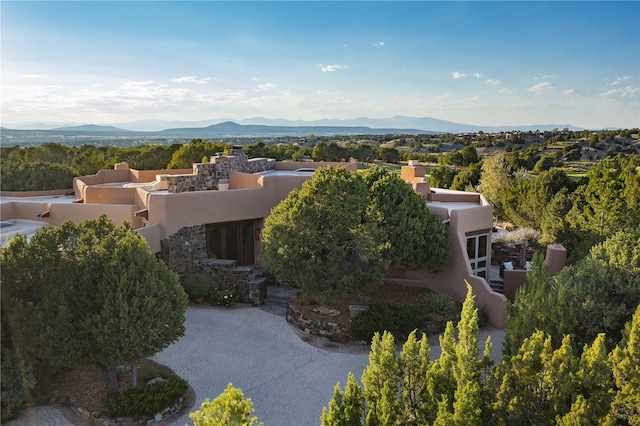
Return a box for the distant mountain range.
[3,115,584,134]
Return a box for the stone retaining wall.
[286,304,455,344]
[50,393,186,426]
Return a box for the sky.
[1,1,639,130]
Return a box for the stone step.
[489,281,504,293]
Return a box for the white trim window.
[466,232,489,279]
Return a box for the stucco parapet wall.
[427,191,481,203]
[273,161,357,171]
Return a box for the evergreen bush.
[422,293,458,317]
[350,303,431,342]
[209,282,237,307]
[182,273,215,303]
[107,376,188,417]
[1,346,36,422]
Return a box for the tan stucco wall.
[385,204,507,328]
[0,201,51,223]
[274,161,357,172]
[48,203,142,228]
[129,168,192,183]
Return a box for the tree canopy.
[361,166,449,272]
[260,166,450,299]
[261,166,387,298]
[1,215,187,418]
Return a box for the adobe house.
[1,148,567,328]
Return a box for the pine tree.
[321,382,346,426]
[491,331,579,425]
[399,330,430,425]
[433,395,454,426]
[452,283,483,426]
[82,228,187,390]
[425,321,457,422]
[321,373,364,426]
[606,305,640,425]
[361,331,401,425]
[190,383,262,426]
[573,333,613,423]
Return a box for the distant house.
[1,147,527,328]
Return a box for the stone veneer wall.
[158,225,207,278]
[159,225,266,305]
[199,259,266,306]
[165,148,274,193]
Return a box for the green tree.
[452,284,483,426]
[491,332,578,425]
[450,163,481,191]
[460,145,479,166]
[429,165,457,189]
[399,331,430,425]
[1,216,187,396]
[605,305,640,425]
[0,161,77,191]
[378,147,400,164]
[260,166,387,299]
[321,373,365,426]
[167,139,231,168]
[477,155,515,218]
[570,333,614,423]
[81,227,187,389]
[567,155,640,240]
[502,168,576,228]
[361,331,402,425]
[505,229,640,355]
[503,253,556,356]
[190,383,263,426]
[361,166,450,272]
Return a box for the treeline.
[0,139,402,191]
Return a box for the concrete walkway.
[7,304,504,426]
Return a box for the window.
[466,232,489,278]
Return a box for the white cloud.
[251,77,260,82]
[499,88,518,95]
[534,74,557,80]
[452,72,466,80]
[486,79,501,86]
[257,82,276,92]
[474,73,482,79]
[601,85,639,98]
[320,64,348,72]
[20,74,46,79]
[563,88,577,95]
[171,76,210,85]
[608,76,632,86]
[373,41,385,47]
[527,82,554,93]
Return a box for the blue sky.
[2,1,639,129]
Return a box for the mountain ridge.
[3,116,585,133]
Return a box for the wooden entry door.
[206,221,255,265]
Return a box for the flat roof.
[0,219,48,248]
[0,194,77,204]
